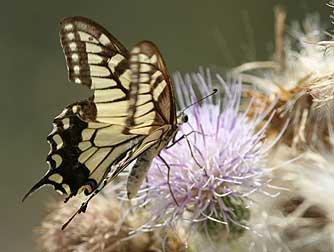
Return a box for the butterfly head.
[177,111,188,126]
[175,89,218,128]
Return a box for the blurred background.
[0,0,330,251]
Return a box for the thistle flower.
[234,13,334,151]
[36,191,187,252]
[227,9,334,251]
[280,151,334,251]
[239,146,334,252]
[136,70,278,241]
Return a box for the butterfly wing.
[126,41,177,134]
[60,16,130,90]
[60,16,133,125]
[23,17,143,201]
[109,41,177,182]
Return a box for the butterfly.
[23,16,190,216]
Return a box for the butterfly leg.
[143,176,150,205]
[166,130,198,149]
[183,135,209,176]
[158,154,179,206]
[168,131,208,176]
[167,130,215,149]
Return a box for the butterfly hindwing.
[23,100,96,200]
[23,97,146,201]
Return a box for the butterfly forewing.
[109,41,177,184]
[126,41,177,135]
[60,17,132,126]
[60,16,130,90]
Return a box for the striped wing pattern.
[23,101,95,199]
[109,41,177,184]
[23,97,145,201]
[126,41,176,135]
[60,16,132,126]
[23,17,137,200]
[24,17,177,204]
[60,16,130,90]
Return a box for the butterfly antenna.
[182,89,218,112]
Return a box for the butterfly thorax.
[153,111,188,153]
[147,111,188,158]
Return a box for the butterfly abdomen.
[127,150,156,199]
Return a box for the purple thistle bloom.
[137,69,276,235]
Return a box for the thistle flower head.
[234,14,334,151]
[36,192,187,252]
[138,70,276,238]
[36,195,147,252]
[244,147,334,252]
[287,152,334,251]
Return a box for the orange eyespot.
[78,185,91,195]
[84,185,93,195]
[77,180,97,195]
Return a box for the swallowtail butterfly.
[23,17,189,212]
